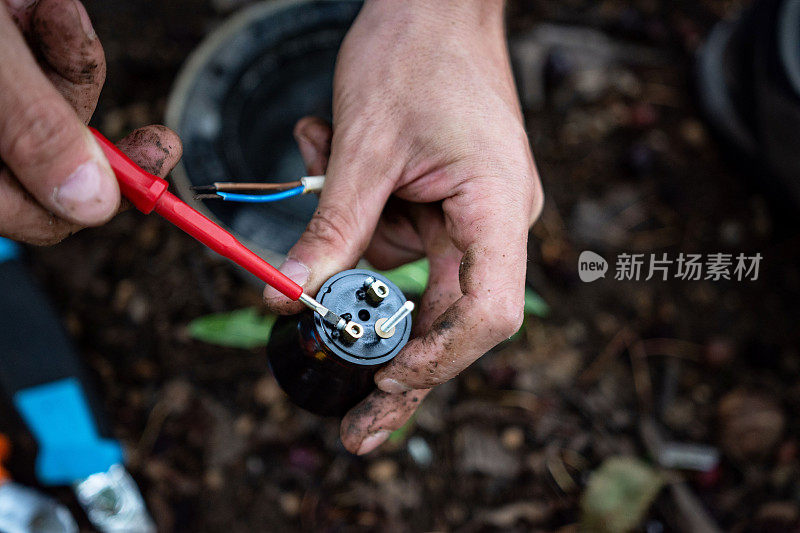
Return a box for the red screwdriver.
[90,128,348,330]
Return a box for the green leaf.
[382,259,549,319]
[388,414,417,444]
[580,457,665,533]
[524,287,549,318]
[188,308,276,349]
[379,259,430,294]
[509,289,549,341]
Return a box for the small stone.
[705,337,736,367]
[680,119,708,148]
[113,279,135,312]
[544,348,582,386]
[279,493,301,516]
[254,376,282,405]
[718,389,785,460]
[163,380,193,413]
[269,401,290,422]
[456,426,521,478]
[594,313,620,336]
[204,468,223,490]
[478,501,551,528]
[128,294,149,324]
[368,459,398,484]
[356,512,378,527]
[613,70,642,98]
[407,436,433,467]
[574,69,610,101]
[234,415,255,436]
[136,219,161,250]
[563,320,588,344]
[501,427,526,451]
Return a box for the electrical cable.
[192,176,325,202]
[216,185,305,203]
[192,181,302,193]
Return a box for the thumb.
[263,130,393,313]
[0,7,118,226]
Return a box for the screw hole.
[358,309,370,321]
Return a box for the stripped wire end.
[193,193,222,200]
[190,185,218,193]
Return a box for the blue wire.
[217,185,305,203]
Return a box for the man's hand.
[0,0,181,245]
[264,0,542,453]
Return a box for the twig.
[578,327,632,385]
[668,482,722,533]
[629,337,653,414]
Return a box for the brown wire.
[213,180,302,192]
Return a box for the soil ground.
[7,0,800,531]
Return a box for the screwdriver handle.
[89,128,303,300]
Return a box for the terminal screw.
[340,321,364,343]
[363,277,389,305]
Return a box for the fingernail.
[264,259,310,300]
[6,0,36,11]
[377,378,411,394]
[357,430,391,455]
[54,161,117,224]
[72,0,96,40]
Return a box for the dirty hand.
[0,0,181,245]
[264,0,543,453]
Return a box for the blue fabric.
[14,378,123,485]
[0,237,19,263]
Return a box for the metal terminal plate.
[313,269,411,366]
